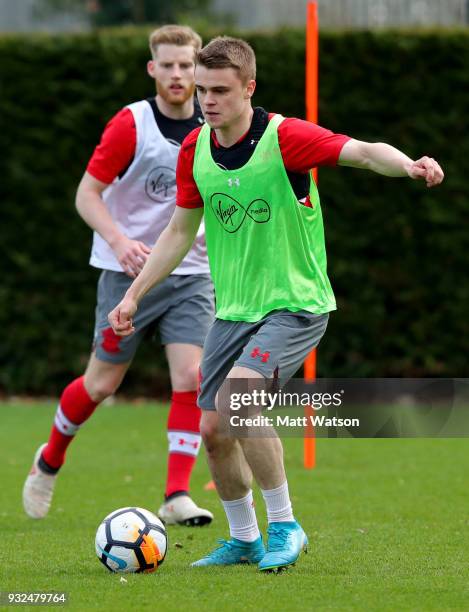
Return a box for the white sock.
[261,481,294,523]
[222,490,261,542]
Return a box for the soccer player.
[107,37,444,570]
[23,25,214,527]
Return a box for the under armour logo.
[178,438,199,449]
[101,327,122,354]
[251,347,270,363]
[227,177,240,187]
[250,139,258,146]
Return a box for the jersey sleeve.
[277,117,351,173]
[176,127,204,209]
[86,108,137,184]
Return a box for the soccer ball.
[95,507,167,573]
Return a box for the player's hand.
[108,295,137,337]
[111,236,151,278]
[405,157,444,188]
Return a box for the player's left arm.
[338,139,444,187]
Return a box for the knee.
[200,412,237,459]
[200,412,228,455]
[200,416,218,450]
[84,375,120,403]
[171,364,199,391]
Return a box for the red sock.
[165,390,202,498]
[42,376,98,470]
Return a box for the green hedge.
[1,28,468,394]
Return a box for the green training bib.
[193,114,336,322]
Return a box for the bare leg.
[165,343,201,391]
[200,410,253,500]
[226,366,286,490]
[84,353,130,402]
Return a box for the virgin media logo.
[210,192,271,233]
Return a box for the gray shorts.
[198,310,329,410]
[93,271,214,364]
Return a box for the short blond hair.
[149,25,202,59]
[196,36,256,83]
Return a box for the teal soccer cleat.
[191,536,265,567]
[258,521,308,572]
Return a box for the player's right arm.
[76,172,151,278]
[108,205,204,336]
[76,108,151,278]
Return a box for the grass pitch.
[1,401,468,611]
